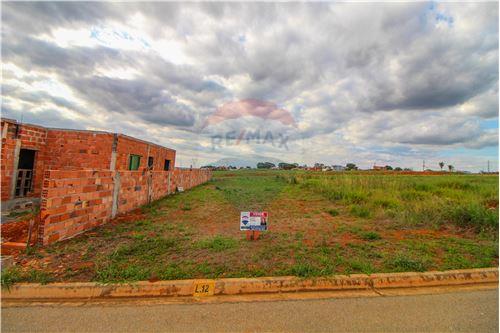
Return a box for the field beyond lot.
[2,170,498,286]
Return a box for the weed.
[350,205,371,218]
[445,203,498,232]
[345,260,374,274]
[96,263,150,282]
[287,263,323,277]
[1,268,54,288]
[195,236,238,252]
[294,232,304,241]
[181,203,192,211]
[327,209,339,217]
[110,237,177,261]
[1,267,22,289]
[373,199,399,209]
[387,255,427,272]
[360,231,381,241]
[7,210,31,218]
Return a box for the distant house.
[373,165,387,171]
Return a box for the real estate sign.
[240,211,268,231]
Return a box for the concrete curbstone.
[2,268,497,301]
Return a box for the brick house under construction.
[1,118,176,204]
[1,118,211,246]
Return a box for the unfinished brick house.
[1,118,211,246]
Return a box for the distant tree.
[403,168,412,171]
[246,166,251,169]
[448,165,454,172]
[346,163,357,171]
[278,162,295,170]
[385,165,393,170]
[257,162,275,169]
[394,167,402,171]
[439,162,445,171]
[314,163,325,169]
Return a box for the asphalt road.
[2,289,498,332]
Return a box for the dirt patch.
[386,226,470,241]
[1,214,37,243]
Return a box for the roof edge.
[1,118,176,152]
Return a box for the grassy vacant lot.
[2,170,498,286]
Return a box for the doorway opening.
[15,149,36,197]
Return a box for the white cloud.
[1,2,498,171]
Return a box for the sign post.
[240,211,268,241]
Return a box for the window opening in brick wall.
[129,154,141,170]
[164,159,171,171]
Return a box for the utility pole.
[422,160,425,172]
[487,160,490,173]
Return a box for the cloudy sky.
[2,2,498,171]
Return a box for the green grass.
[386,255,428,272]
[213,173,287,210]
[350,205,371,218]
[194,236,238,252]
[289,172,498,234]
[2,170,497,286]
[1,267,54,289]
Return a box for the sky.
[2,2,498,171]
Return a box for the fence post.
[111,171,121,218]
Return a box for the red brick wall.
[147,144,176,171]
[39,168,212,244]
[115,135,149,170]
[149,169,212,201]
[39,170,114,244]
[45,130,114,170]
[117,171,149,214]
[114,135,176,171]
[1,120,49,200]
[1,121,17,201]
[151,171,172,200]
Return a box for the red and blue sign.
[240,211,268,231]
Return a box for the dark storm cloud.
[1,2,115,34]
[66,76,195,127]
[2,36,133,74]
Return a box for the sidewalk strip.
[2,268,497,300]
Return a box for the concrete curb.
[2,268,497,300]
